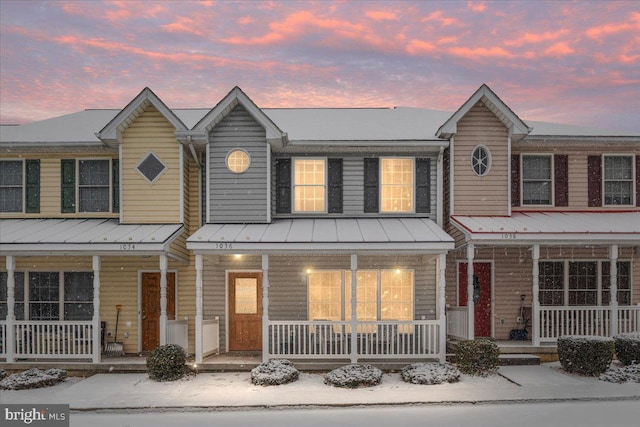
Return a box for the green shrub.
[324,364,382,388]
[455,338,499,376]
[614,333,640,366]
[251,359,299,386]
[146,344,187,382]
[557,335,614,376]
[400,363,461,385]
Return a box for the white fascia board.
[0,243,173,254]
[287,140,448,147]
[466,233,640,246]
[187,241,455,253]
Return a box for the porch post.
[262,254,270,363]
[438,253,447,362]
[92,256,101,363]
[195,254,203,364]
[532,245,540,346]
[159,255,168,346]
[5,256,16,363]
[350,254,358,363]
[609,245,618,337]
[466,244,475,340]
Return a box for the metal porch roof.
[187,218,454,254]
[451,212,640,245]
[0,219,184,256]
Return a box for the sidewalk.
[1,364,638,410]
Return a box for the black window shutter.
[275,158,291,214]
[363,158,379,213]
[112,159,119,213]
[415,158,431,213]
[587,155,602,207]
[61,159,76,213]
[554,155,569,207]
[25,159,40,213]
[511,154,520,207]
[328,158,343,213]
[636,156,640,207]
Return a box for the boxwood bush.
[146,344,187,382]
[251,359,299,386]
[455,338,499,376]
[324,364,382,388]
[614,333,640,366]
[557,335,614,376]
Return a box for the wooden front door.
[141,272,176,352]
[458,263,492,337]
[228,272,262,351]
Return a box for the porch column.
[466,244,475,340]
[350,254,358,363]
[159,255,168,346]
[609,245,618,337]
[92,256,101,363]
[438,253,447,362]
[5,256,16,363]
[532,245,540,346]
[195,254,204,364]
[262,254,270,363]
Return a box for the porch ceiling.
[187,218,454,254]
[451,211,640,245]
[0,218,183,256]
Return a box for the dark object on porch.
[104,305,124,356]
[147,344,187,382]
[614,332,640,366]
[455,338,499,376]
[509,329,528,340]
[101,321,106,352]
[557,335,614,376]
[509,297,531,341]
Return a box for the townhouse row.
[1,84,638,364]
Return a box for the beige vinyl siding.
[121,105,181,223]
[453,101,509,215]
[512,144,637,211]
[0,154,118,219]
[201,254,439,353]
[445,245,639,340]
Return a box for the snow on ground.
[1,363,638,410]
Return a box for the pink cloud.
[161,16,205,36]
[366,10,398,21]
[238,16,254,25]
[405,39,437,55]
[448,46,513,59]
[467,2,486,13]
[504,29,569,47]
[586,11,640,40]
[543,42,575,57]
[422,10,460,27]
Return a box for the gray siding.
[272,153,438,219]
[209,105,269,223]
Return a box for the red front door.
[458,263,492,337]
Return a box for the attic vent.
[136,152,167,183]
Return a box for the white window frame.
[602,154,635,207]
[307,269,415,321]
[225,149,251,174]
[292,157,327,213]
[76,158,113,214]
[0,159,25,213]
[379,157,415,213]
[470,145,492,177]
[521,154,554,206]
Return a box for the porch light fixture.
[234,254,242,260]
[395,269,401,274]
[306,268,312,275]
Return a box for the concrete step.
[498,354,541,366]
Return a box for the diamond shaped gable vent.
[136,152,167,183]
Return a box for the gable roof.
[436,84,532,138]
[191,86,285,145]
[96,87,188,143]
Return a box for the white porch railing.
[446,307,469,340]
[13,321,94,359]
[618,305,640,334]
[167,319,188,352]
[0,321,6,356]
[202,318,220,357]
[268,320,441,360]
[539,306,612,342]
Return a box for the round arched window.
[226,149,250,174]
[471,145,491,176]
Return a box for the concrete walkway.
[1,364,638,410]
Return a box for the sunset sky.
[1,0,638,131]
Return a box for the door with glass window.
[228,273,262,351]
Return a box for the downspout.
[187,135,201,168]
[437,146,444,227]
